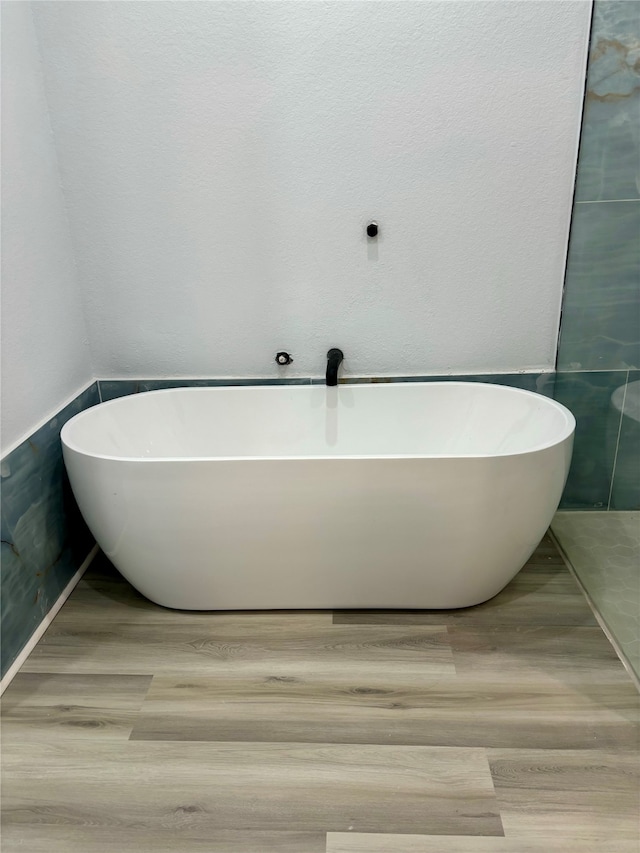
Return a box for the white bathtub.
[61,382,574,610]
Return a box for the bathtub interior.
[61,382,574,461]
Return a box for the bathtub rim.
[60,381,576,464]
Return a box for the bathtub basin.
[61,382,574,609]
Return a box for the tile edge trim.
[0,543,99,696]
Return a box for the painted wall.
[1,3,98,681]
[555,0,640,510]
[32,0,591,380]
[1,2,93,455]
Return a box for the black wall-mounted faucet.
[326,349,344,386]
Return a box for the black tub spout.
[326,349,344,386]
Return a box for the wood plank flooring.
[2,532,638,852]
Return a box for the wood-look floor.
[2,533,639,852]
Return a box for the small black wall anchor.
[366,221,378,238]
[275,352,293,365]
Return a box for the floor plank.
[1,741,503,838]
[0,827,326,853]
[130,673,639,749]
[1,673,152,742]
[448,625,631,684]
[326,834,639,852]
[488,748,640,839]
[22,617,453,678]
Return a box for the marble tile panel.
[553,370,627,508]
[0,383,100,678]
[610,370,640,510]
[574,1,640,202]
[558,200,640,371]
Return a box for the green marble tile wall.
[553,369,638,509]
[557,0,639,510]
[1,384,100,679]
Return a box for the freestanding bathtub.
[61,382,575,610]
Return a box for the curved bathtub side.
[62,445,131,559]
[63,435,573,610]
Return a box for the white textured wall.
[32,1,591,380]
[1,2,93,454]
